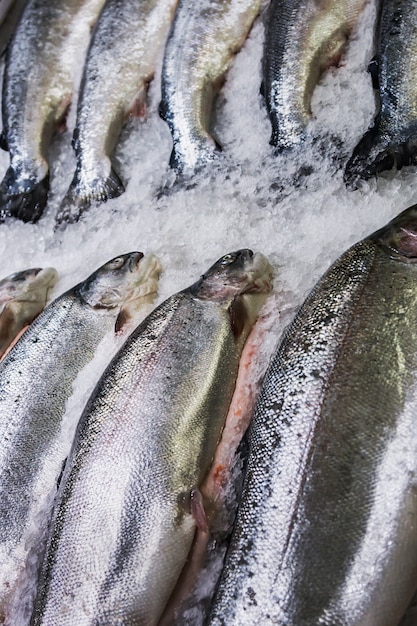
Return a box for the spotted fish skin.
[263,0,367,151]
[344,0,417,187]
[30,250,273,626]
[0,0,106,223]
[207,205,417,626]
[0,252,161,620]
[160,0,261,177]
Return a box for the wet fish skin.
[31,250,273,626]
[207,205,417,625]
[0,0,107,223]
[0,267,58,359]
[0,252,161,620]
[55,0,178,226]
[344,0,417,188]
[263,0,367,151]
[160,0,261,177]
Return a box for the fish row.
[0,0,415,226]
[0,247,273,624]
[3,211,417,625]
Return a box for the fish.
[262,0,367,151]
[207,204,417,626]
[30,249,273,626]
[159,0,261,178]
[0,0,107,223]
[0,267,58,359]
[55,0,178,226]
[344,0,417,188]
[0,251,161,621]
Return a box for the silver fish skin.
[0,252,161,620]
[262,0,367,151]
[0,267,58,359]
[30,250,273,626]
[207,205,417,626]
[55,0,178,226]
[0,0,107,223]
[160,0,261,177]
[344,0,417,188]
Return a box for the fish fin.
[259,80,265,98]
[0,131,8,151]
[0,169,49,223]
[55,166,125,227]
[343,120,415,189]
[190,488,209,533]
[228,296,248,340]
[367,55,379,90]
[114,305,132,334]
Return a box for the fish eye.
[107,257,125,270]
[219,253,237,266]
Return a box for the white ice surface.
[2,0,417,623]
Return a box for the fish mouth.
[128,252,145,273]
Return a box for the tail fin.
[343,120,415,189]
[0,167,49,223]
[55,166,125,227]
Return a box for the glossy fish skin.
[344,0,417,188]
[208,206,417,626]
[160,0,261,177]
[263,0,367,151]
[0,0,106,223]
[56,0,178,226]
[0,252,161,620]
[0,267,58,359]
[31,250,273,626]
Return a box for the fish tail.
[343,120,416,189]
[0,167,49,223]
[55,166,125,227]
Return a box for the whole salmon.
[344,0,417,187]
[0,267,57,359]
[56,0,178,226]
[160,0,261,177]
[31,249,273,626]
[0,0,107,222]
[0,252,161,620]
[208,205,417,626]
[263,0,367,151]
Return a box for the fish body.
[0,252,161,619]
[263,0,367,150]
[0,267,57,359]
[344,0,417,187]
[0,0,107,223]
[56,0,177,226]
[31,250,273,626]
[160,0,260,176]
[208,205,417,625]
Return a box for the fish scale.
[262,0,367,150]
[0,252,160,622]
[207,206,417,625]
[30,250,273,626]
[160,0,261,176]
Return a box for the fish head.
[0,267,57,310]
[370,204,417,261]
[189,249,274,339]
[77,252,162,329]
[0,268,43,304]
[190,250,274,301]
